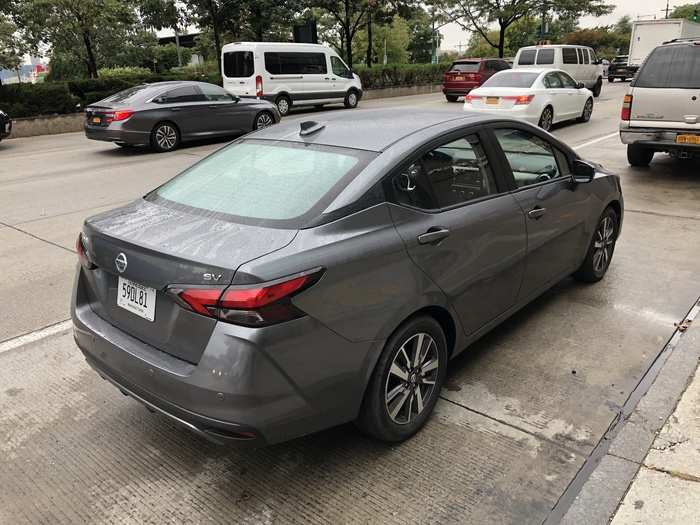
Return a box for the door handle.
[324,77,330,80]
[528,207,547,220]
[170,107,181,112]
[417,227,450,245]
[208,105,219,109]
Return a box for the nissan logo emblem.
[115,252,128,273]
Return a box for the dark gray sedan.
[72,109,623,447]
[84,81,280,152]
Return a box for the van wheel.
[275,95,291,116]
[344,90,359,109]
[627,144,654,167]
[592,77,602,97]
[355,316,448,442]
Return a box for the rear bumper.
[442,84,479,96]
[71,269,378,446]
[84,125,150,145]
[620,127,700,153]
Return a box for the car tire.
[573,207,619,283]
[608,76,614,83]
[344,89,359,109]
[355,316,448,442]
[254,111,275,130]
[150,122,180,153]
[275,95,291,116]
[578,98,594,123]
[538,106,554,131]
[592,77,602,97]
[445,95,459,102]
[627,144,654,167]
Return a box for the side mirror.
[230,94,240,102]
[576,81,585,89]
[572,159,595,183]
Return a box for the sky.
[439,0,676,51]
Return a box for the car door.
[330,55,354,99]
[557,71,586,118]
[198,83,248,134]
[155,85,209,140]
[542,72,567,121]
[488,124,591,300]
[387,131,527,336]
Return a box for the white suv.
[620,39,700,166]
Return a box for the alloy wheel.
[385,332,439,425]
[155,125,177,151]
[592,216,615,273]
[277,98,290,115]
[256,112,274,129]
[583,99,593,121]
[539,107,553,131]
[348,92,357,107]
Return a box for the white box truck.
[629,18,700,67]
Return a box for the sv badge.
[203,273,223,281]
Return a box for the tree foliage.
[671,3,700,21]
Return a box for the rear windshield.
[634,44,700,88]
[223,51,253,78]
[450,62,480,72]
[99,85,151,104]
[482,71,539,88]
[517,50,536,65]
[149,140,374,228]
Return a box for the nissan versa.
[72,109,623,447]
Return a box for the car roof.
[249,108,485,152]
[500,68,553,75]
[452,57,499,62]
[518,44,591,50]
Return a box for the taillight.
[503,95,535,105]
[104,109,133,123]
[255,75,263,97]
[75,232,96,269]
[168,269,323,327]
[465,94,482,103]
[621,94,632,121]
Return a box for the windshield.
[149,140,374,228]
[482,71,539,88]
[449,62,480,72]
[634,45,700,88]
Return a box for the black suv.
[608,55,638,82]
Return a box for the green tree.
[0,15,23,74]
[405,6,434,63]
[671,3,700,21]
[439,0,612,57]
[309,0,371,67]
[355,15,410,64]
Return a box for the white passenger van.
[513,45,604,97]
[221,42,364,116]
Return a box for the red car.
[442,58,511,102]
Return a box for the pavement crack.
[0,220,74,254]
[650,436,689,452]
[644,465,700,483]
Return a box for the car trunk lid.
[81,199,297,363]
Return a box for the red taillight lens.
[75,233,96,269]
[621,94,632,121]
[255,75,263,97]
[465,94,482,103]
[169,269,323,327]
[104,109,133,123]
[503,95,535,105]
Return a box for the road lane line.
[573,131,619,150]
[0,319,72,355]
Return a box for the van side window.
[223,51,254,78]
[536,49,555,65]
[589,49,598,64]
[562,47,578,64]
[331,56,352,78]
[582,49,590,64]
[265,52,327,75]
[518,50,536,65]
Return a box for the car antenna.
[299,120,325,136]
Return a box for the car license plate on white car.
[117,276,156,321]
[676,134,700,145]
[486,97,499,105]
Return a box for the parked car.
[442,57,511,102]
[620,39,700,166]
[464,69,594,131]
[84,81,280,152]
[513,45,604,97]
[221,42,363,116]
[608,55,636,82]
[72,109,623,447]
[0,109,11,141]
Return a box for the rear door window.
[536,49,555,65]
[557,71,578,88]
[265,52,327,75]
[543,72,563,89]
[158,86,204,103]
[562,47,578,64]
[223,51,254,78]
[199,83,232,101]
[635,44,700,88]
[518,50,536,65]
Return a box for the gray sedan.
[72,109,623,447]
[84,81,280,152]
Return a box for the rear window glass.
[223,51,253,78]
[536,49,555,65]
[449,62,480,72]
[562,47,578,64]
[517,50,536,65]
[99,85,151,104]
[150,140,373,227]
[482,71,539,88]
[634,44,700,88]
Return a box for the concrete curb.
[558,298,700,524]
[8,83,443,139]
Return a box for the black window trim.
[382,126,513,214]
[482,121,578,193]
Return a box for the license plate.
[486,97,499,105]
[91,116,101,124]
[676,134,700,144]
[454,76,464,81]
[117,276,156,322]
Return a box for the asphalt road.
[1,81,699,524]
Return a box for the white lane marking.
[0,319,72,356]
[572,131,619,151]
